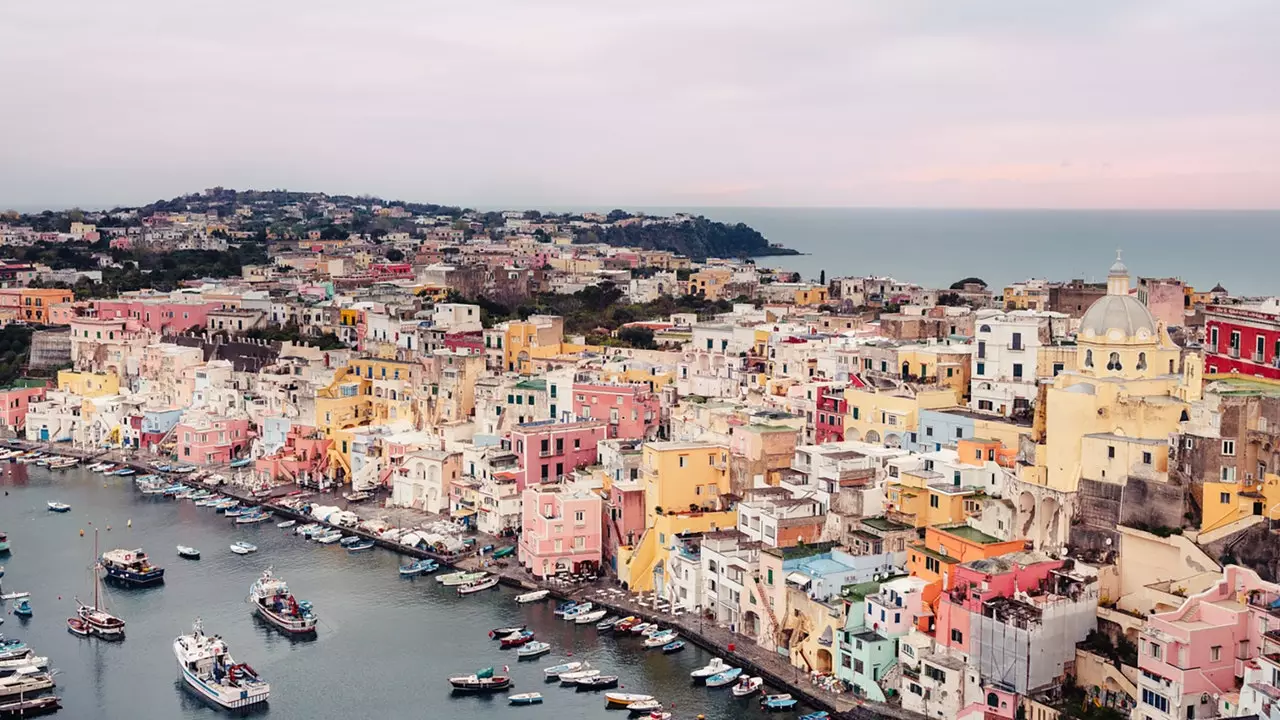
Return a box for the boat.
[45,502,70,513]
[625,700,661,714]
[230,541,258,555]
[606,693,654,708]
[553,601,578,617]
[492,545,515,559]
[345,539,375,552]
[690,657,730,681]
[542,661,583,679]
[236,511,273,525]
[643,631,678,648]
[112,468,135,476]
[799,713,830,720]
[571,608,606,625]
[437,571,486,587]
[99,547,165,586]
[224,507,250,518]
[644,713,671,720]
[760,694,797,711]
[498,630,534,648]
[66,617,89,636]
[0,696,60,718]
[614,616,639,632]
[78,530,125,639]
[0,652,45,674]
[47,458,78,469]
[399,559,438,576]
[596,615,621,630]
[0,594,21,602]
[339,535,363,548]
[342,490,373,503]
[731,676,763,697]
[514,589,549,604]
[661,640,685,654]
[0,667,55,700]
[458,575,499,595]
[706,667,743,688]
[176,545,200,560]
[576,674,618,690]
[10,600,30,618]
[229,458,253,469]
[489,625,526,638]
[0,534,8,554]
[558,665,599,684]
[313,530,343,545]
[508,693,543,705]
[562,602,594,620]
[174,618,270,709]
[276,520,296,529]
[16,454,42,465]
[448,667,511,693]
[629,623,652,635]
[295,523,320,536]
[516,641,551,659]
[249,568,318,636]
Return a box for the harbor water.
[0,464,812,719]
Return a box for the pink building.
[604,483,646,568]
[517,484,603,578]
[1138,565,1280,720]
[0,385,47,433]
[935,552,1066,658]
[93,298,220,335]
[572,382,660,441]
[510,418,607,489]
[175,416,252,465]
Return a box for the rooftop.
[941,524,1005,545]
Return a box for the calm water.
[0,464,798,720]
[645,207,1280,296]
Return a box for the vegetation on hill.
[0,326,34,388]
[576,217,795,260]
[20,241,268,299]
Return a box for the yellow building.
[843,385,959,447]
[504,316,566,373]
[685,268,733,300]
[57,370,120,398]
[886,465,979,529]
[793,285,829,306]
[314,359,420,481]
[1201,473,1280,534]
[620,441,735,593]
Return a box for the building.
[174,414,251,465]
[510,418,607,489]
[971,310,1063,419]
[517,483,603,578]
[1137,277,1189,328]
[1204,299,1280,380]
[571,382,660,440]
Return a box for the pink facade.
[572,382,660,441]
[175,417,252,465]
[936,554,1066,658]
[517,484,603,578]
[604,483,646,563]
[94,298,220,335]
[0,386,46,432]
[510,419,606,489]
[255,424,332,483]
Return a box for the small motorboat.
[661,640,685,654]
[113,468,135,476]
[559,667,599,685]
[799,713,831,720]
[614,616,639,632]
[229,542,258,555]
[314,530,343,545]
[458,576,500,595]
[517,641,551,659]
[542,661,584,679]
[515,589,549,604]
[691,657,730,681]
[643,631,678,648]
[276,520,296,529]
[11,600,31,618]
[438,571,486,587]
[295,523,320,536]
[345,539,375,552]
[596,615,621,630]
[177,546,200,560]
[235,511,272,525]
[553,601,578,617]
[761,694,798,711]
[605,692,653,709]
[575,609,608,625]
[629,623,653,635]
[0,594,26,602]
[731,676,763,697]
[342,490,373,503]
[0,695,60,717]
[490,625,526,639]
[399,559,438,576]
[562,602,594,620]
[449,668,511,693]
[508,693,543,706]
[339,535,363,548]
[499,630,535,648]
[576,674,618,690]
[66,617,90,637]
[46,502,71,513]
[224,507,250,518]
[706,667,743,688]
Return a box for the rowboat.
[437,571,486,587]
[508,693,542,705]
[575,609,608,624]
[345,539,375,552]
[643,631,678,648]
[553,601,578,617]
[276,520,296,529]
[515,589,549,604]
[596,615,621,630]
[614,616,639,631]
[661,640,685,653]
[46,502,71,513]
[490,625,526,638]
[575,674,618,690]
[761,693,798,711]
[627,701,663,715]
[458,576,499,595]
[542,661,583,679]
[229,542,257,555]
[606,693,653,709]
[731,676,763,697]
[492,545,515,559]
[176,546,201,560]
[559,666,599,684]
[498,630,534,648]
[706,667,743,687]
[516,641,551,659]
[799,712,831,720]
[562,602,593,620]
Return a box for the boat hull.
[449,677,511,693]
[102,566,166,586]
[254,606,318,636]
[179,665,270,709]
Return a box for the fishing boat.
[492,545,515,559]
[731,676,763,697]
[10,600,30,619]
[515,589,549,604]
[342,490,373,503]
[508,692,542,705]
[643,631,678,648]
[690,657,730,681]
[0,695,60,718]
[0,666,55,700]
[576,674,619,690]
[276,520,296,529]
[77,530,126,639]
[448,667,511,693]
[575,608,608,625]
[798,712,830,720]
[562,602,593,620]
[313,530,343,545]
[236,511,273,525]
[761,693,798,711]
[661,640,685,654]
[174,618,270,709]
[542,661,584,679]
[47,457,78,469]
[437,570,486,587]
[249,568,318,636]
[559,668,599,685]
[498,630,534,648]
[45,502,70,513]
[516,641,551,659]
[706,667,743,688]
[345,539,375,552]
[606,693,654,709]
[230,541,258,555]
[458,575,499,595]
[399,559,438,576]
[614,616,639,632]
[99,547,165,586]
[596,615,621,630]
[177,545,200,560]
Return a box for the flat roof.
[942,525,1005,545]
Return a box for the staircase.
[880,661,902,691]
[754,577,783,645]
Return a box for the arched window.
[1085,349,1094,368]
[1107,352,1122,371]
[988,693,1000,708]
[1137,352,1147,370]
[979,325,991,333]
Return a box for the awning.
[453,508,477,518]
[786,572,813,587]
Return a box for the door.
[39,428,49,442]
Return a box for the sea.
[0,464,802,720]
[641,208,1280,297]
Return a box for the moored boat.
[399,559,438,576]
[761,693,797,711]
[0,533,9,554]
[553,601,578,617]
[596,615,621,630]
[798,712,831,720]
[492,545,515,559]
[449,667,511,693]
[498,630,534,648]
[437,570,486,587]
[626,700,662,714]
[0,695,60,718]
[458,575,499,595]
[10,600,30,618]
[706,667,743,688]
[174,618,270,709]
[176,545,200,560]
[514,589,549,604]
[0,666,55,700]
[45,502,70,513]
[294,523,320,537]
[575,608,608,625]
[661,640,685,653]
[345,539,375,552]
[542,661,583,679]
[690,657,729,681]
[731,675,763,697]
[508,692,542,705]
[230,541,258,555]
[100,547,165,586]
[342,490,372,503]
[605,692,654,709]
[489,625,526,639]
[561,602,593,620]
[516,641,551,659]
[249,567,318,636]
[614,616,639,632]
[276,520,296,529]
[0,652,46,674]
[313,530,343,545]
[575,674,619,690]
[235,510,273,525]
[643,630,678,648]
[629,622,653,635]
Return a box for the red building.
[1204,302,1280,380]
[815,385,846,444]
[443,331,484,355]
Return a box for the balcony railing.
[1254,352,1266,363]
[1229,347,1240,359]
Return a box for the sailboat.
[70,529,125,640]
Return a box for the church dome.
[1079,294,1158,341]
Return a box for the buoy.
[106,526,111,531]
[79,529,84,537]
[127,519,132,528]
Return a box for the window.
[929,495,939,508]
[1211,645,1221,662]
[1148,641,1162,660]
[1142,452,1152,465]
[1222,467,1237,482]
[924,665,946,682]
[956,427,963,438]
[574,510,585,523]
[852,407,860,420]
[1011,332,1022,350]
[1107,351,1122,371]
[1085,349,1094,368]
[1137,352,1147,370]
[926,426,933,437]
[679,456,687,468]
[925,557,940,573]
[1210,327,1219,348]
[1223,440,1236,456]
[574,536,585,550]
[1012,363,1023,379]
[976,362,985,376]
[977,341,986,359]
[1107,446,1115,459]
[1142,689,1169,714]
[1052,362,1064,376]
[1220,492,1232,504]
[951,629,964,643]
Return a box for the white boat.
[643,631,678,648]
[515,589,550,604]
[562,602,593,619]
[313,530,343,545]
[0,666,55,699]
[516,641,552,659]
[706,667,743,688]
[177,546,200,560]
[0,593,27,601]
[691,657,730,680]
[230,542,258,555]
[276,520,296,529]
[605,692,653,708]
[508,692,543,705]
[46,502,71,513]
[438,571,487,587]
[542,661,584,678]
[575,609,609,624]
[558,663,598,683]
[457,575,499,595]
[731,675,763,697]
[174,619,269,709]
[249,568,317,636]
[0,654,47,673]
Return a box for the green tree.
[385,248,405,262]
[616,326,656,349]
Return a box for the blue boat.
[662,640,685,653]
[799,712,829,720]
[346,539,375,552]
[399,559,438,576]
[100,547,166,586]
[229,458,253,468]
[707,667,743,687]
[46,502,71,513]
[113,468,136,476]
[12,599,31,617]
[761,694,798,711]
[553,601,578,617]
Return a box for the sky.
[2,1,1278,210]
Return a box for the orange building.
[14,289,74,324]
[907,524,1026,593]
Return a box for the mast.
[94,528,101,610]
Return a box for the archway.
[743,611,761,640]
[1039,496,1061,548]
[816,648,834,674]
[885,433,902,448]
[846,428,862,442]
[865,430,881,444]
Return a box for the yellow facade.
[1202,474,1280,533]
[843,385,958,446]
[504,318,566,373]
[793,286,829,306]
[685,268,733,300]
[887,469,975,528]
[57,370,120,398]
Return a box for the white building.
[969,310,1067,418]
[700,530,758,631]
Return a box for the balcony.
[1255,352,1267,364]
[1229,347,1241,359]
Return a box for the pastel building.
[0,383,47,433]
[174,415,252,465]
[93,297,221,334]
[518,484,603,578]
[571,382,660,440]
[510,418,607,489]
